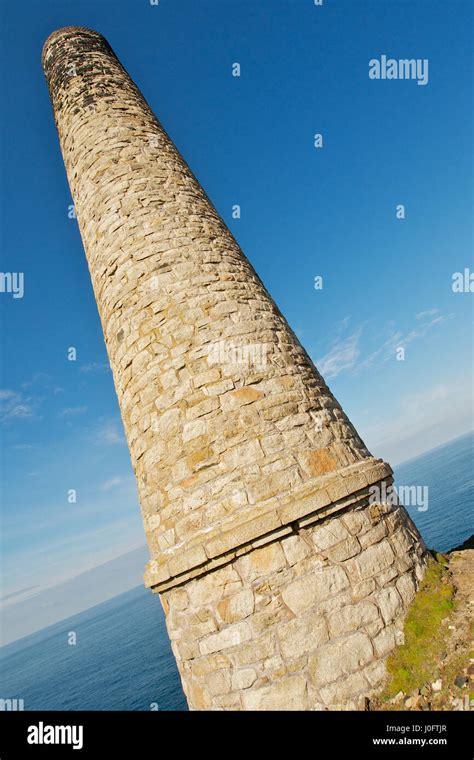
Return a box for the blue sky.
[0,0,472,641]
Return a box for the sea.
[0,432,472,711]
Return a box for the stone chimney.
[43,27,427,710]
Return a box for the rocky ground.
[370,536,473,711]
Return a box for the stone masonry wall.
[42,27,388,585]
[43,26,428,710]
[163,497,426,710]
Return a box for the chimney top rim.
[42,26,108,68]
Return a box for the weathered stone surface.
[233,632,276,666]
[250,597,293,635]
[319,671,368,705]
[281,566,349,615]
[215,692,242,710]
[359,521,388,549]
[373,624,397,657]
[325,536,361,562]
[281,534,311,566]
[217,589,255,624]
[231,668,258,691]
[162,499,425,709]
[327,601,380,637]
[241,676,308,710]
[376,586,403,625]
[191,653,230,678]
[187,565,241,607]
[312,520,351,551]
[206,669,231,697]
[168,588,189,611]
[343,508,371,536]
[396,572,417,606]
[237,542,287,581]
[278,611,328,659]
[298,448,339,477]
[351,578,377,602]
[376,564,399,587]
[353,540,395,580]
[156,492,425,709]
[391,526,419,555]
[309,632,374,686]
[363,659,387,688]
[199,622,252,655]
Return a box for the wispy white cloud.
[416,308,439,320]
[316,310,451,379]
[1,375,70,425]
[0,389,34,423]
[359,313,451,371]
[93,418,126,446]
[20,373,52,390]
[58,405,88,418]
[333,315,351,336]
[0,390,16,400]
[80,362,110,374]
[0,584,41,604]
[317,331,361,379]
[100,475,133,492]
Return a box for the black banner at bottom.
[0,709,471,757]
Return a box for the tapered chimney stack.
[43,27,426,710]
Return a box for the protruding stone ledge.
[144,458,393,592]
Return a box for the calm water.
[1,432,472,710]
[0,586,187,710]
[394,431,473,553]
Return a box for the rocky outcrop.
[371,543,474,711]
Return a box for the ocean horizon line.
[2,428,472,650]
